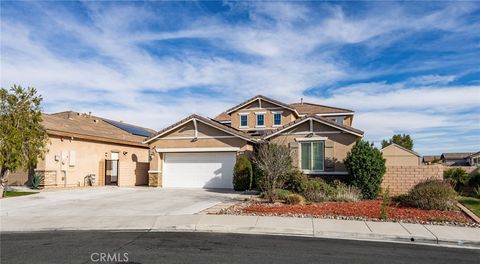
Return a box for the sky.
[1,1,479,155]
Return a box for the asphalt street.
[1,231,479,264]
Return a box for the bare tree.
[253,142,293,202]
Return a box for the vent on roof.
[103,119,153,137]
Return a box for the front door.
[105,152,119,185]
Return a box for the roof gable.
[381,143,420,157]
[225,95,299,115]
[263,115,364,139]
[144,114,256,144]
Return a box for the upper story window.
[273,111,282,126]
[256,112,265,127]
[239,113,248,128]
[329,116,344,125]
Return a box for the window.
[240,114,248,128]
[329,117,344,124]
[300,142,324,171]
[273,112,282,126]
[256,113,265,127]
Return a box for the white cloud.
[1,2,479,155]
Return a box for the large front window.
[300,142,324,171]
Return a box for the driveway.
[0,187,246,217]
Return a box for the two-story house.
[144,95,364,189]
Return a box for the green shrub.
[286,194,305,205]
[284,169,308,193]
[344,140,386,199]
[251,161,264,190]
[31,174,43,190]
[403,179,458,211]
[302,178,335,202]
[331,180,362,202]
[469,172,480,187]
[444,168,469,189]
[277,189,294,201]
[233,156,253,191]
[380,188,391,220]
[474,186,480,199]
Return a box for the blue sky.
[1,1,479,155]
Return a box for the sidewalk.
[2,214,479,248]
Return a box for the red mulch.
[242,200,473,224]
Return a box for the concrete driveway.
[0,187,245,217]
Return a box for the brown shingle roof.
[441,153,474,160]
[263,114,364,138]
[422,155,441,162]
[289,102,353,115]
[213,111,231,122]
[43,111,154,146]
[144,114,255,143]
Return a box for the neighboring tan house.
[422,155,441,164]
[144,95,364,189]
[381,143,420,166]
[440,152,474,166]
[8,111,155,188]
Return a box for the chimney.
[300,98,303,105]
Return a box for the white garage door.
[163,152,236,189]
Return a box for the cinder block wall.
[381,165,443,196]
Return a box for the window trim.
[299,141,325,173]
[272,111,283,127]
[255,112,266,128]
[239,113,249,128]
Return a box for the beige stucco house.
[9,111,154,188]
[145,95,364,188]
[381,143,420,166]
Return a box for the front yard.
[221,199,476,226]
[459,196,480,217]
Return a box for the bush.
[31,174,43,189]
[474,186,480,199]
[344,140,386,199]
[403,179,458,211]
[233,156,253,191]
[469,172,480,187]
[380,188,391,220]
[277,189,294,201]
[302,178,335,202]
[331,180,362,202]
[286,194,305,205]
[284,169,308,193]
[444,168,469,189]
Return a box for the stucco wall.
[268,120,359,173]
[381,145,420,166]
[230,100,296,130]
[36,135,149,187]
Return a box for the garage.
[163,152,236,189]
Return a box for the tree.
[0,85,48,197]
[344,140,386,199]
[233,156,253,191]
[443,167,469,190]
[381,134,414,150]
[253,143,293,202]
